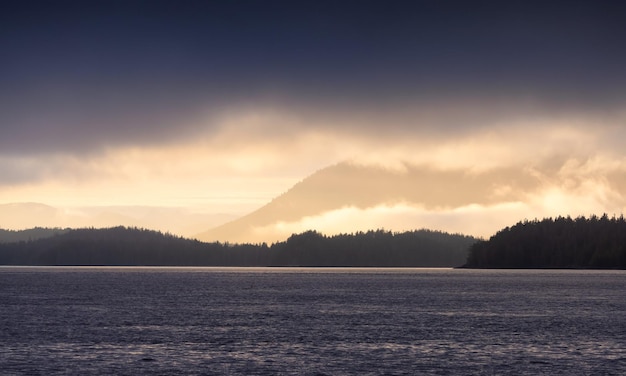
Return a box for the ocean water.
[0,267,625,375]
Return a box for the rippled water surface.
[1,267,625,375]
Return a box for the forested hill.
[0,227,69,243]
[0,227,477,267]
[464,215,626,269]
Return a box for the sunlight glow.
[2,103,626,240]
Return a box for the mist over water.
[1,267,625,375]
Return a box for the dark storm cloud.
[2,0,625,155]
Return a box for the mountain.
[196,161,549,243]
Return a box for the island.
[464,215,626,269]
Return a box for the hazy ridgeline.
[0,228,69,244]
[0,227,475,267]
[465,215,626,269]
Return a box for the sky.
[2,0,626,240]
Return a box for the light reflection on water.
[1,267,625,375]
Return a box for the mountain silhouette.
[196,161,550,243]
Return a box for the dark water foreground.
[1,267,625,375]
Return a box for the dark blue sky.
[2,0,626,154]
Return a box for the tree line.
[464,214,626,268]
[0,226,477,267]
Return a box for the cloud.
[0,139,299,211]
[3,0,626,162]
[197,102,626,173]
[2,101,625,195]
[4,123,626,238]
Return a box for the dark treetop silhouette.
[4,215,623,268]
[464,215,626,269]
[0,227,476,267]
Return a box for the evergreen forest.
[0,227,476,267]
[3,215,625,268]
[464,215,626,268]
